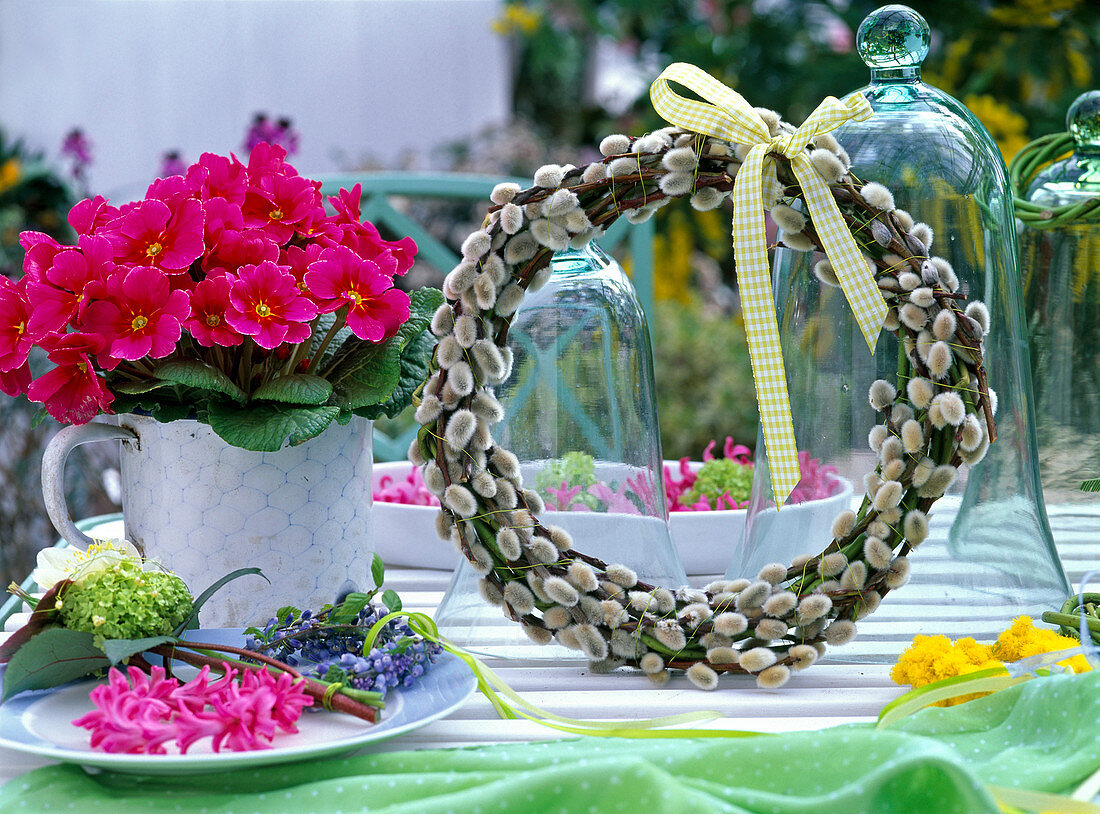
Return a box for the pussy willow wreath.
[410,115,997,690]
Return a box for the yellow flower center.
[132,315,148,331]
[146,242,163,258]
[345,289,363,306]
[15,321,24,336]
[269,208,284,221]
[205,314,221,327]
[255,303,272,318]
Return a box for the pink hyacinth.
[663,438,840,512]
[74,663,313,754]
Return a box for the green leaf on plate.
[1,626,109,702]
[330,592,374,624]
[252,374,333,405]
[102,636,177,666]
[174,567,268,634]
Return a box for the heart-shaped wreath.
[411,88,996,690]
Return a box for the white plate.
[0,630,476,775]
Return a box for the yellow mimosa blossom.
[890,634,1003,706]
[892,616,1092,706]
[991,615,1091,673]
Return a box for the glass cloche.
[733,4,1069,656]
[434,243,685,657]
[1019,90,1100,507]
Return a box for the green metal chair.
[315,172,656,462]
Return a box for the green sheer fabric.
[1,672,1096,814]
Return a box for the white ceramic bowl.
[372,462,454,569]
[665,465,854,575]
[373,461,854,576]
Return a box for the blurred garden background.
[1,0,1098,588]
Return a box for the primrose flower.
[18,231,64,280]
[327,185,417,276]
[27,332,113,423]
[225,261,317,349]
[25,234,116,337]
[241,172,321,244]
[304,245,410,342]
[188,152,249,204]
[105,197,205,272]
[81,266,191,363]
[66,195,120,238]
[32,537,143,590]
[0,277,36,373]
[185,276,243,348]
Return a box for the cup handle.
[42,422,138,549]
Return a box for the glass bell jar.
[1018,90,1100,508]
[732,4,1069,655]
[434,242,686,658]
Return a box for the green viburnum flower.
[58,559,193,641]
[680,457,754,509]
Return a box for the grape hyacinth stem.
[150,643,381,723]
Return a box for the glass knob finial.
[1067,90,1100,153]
[857,4,930,70]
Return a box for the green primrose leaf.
[206,402,340,451]
[354,330,436,421]
[112,379,174,395]
[1,626,109,702]
[327,287,444,413]
[102,636,176,666]
[154,360,248,404]
[174,567,267,634]
[326,337,402,410]
[251,374,333,406]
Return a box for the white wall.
[0,0,510,199]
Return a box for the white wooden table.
[0,504,1095,787]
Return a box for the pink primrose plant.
[0,143,436,451]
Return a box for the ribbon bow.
[650,63,887,506]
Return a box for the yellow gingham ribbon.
[649,63,887,506]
